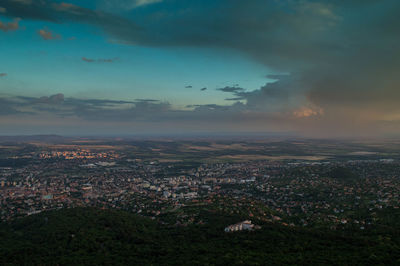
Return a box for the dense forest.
[1,208,399,265]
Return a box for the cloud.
[82,57,95,63]
[217,86,244,93]
[0,0,141,38]
[201,87,207,91]
[0,73,7,77]
[0,99,22,115]
[133,0,163,8]
[185,85,193,88]
[293,106,324,118]
[82,57,119,63]
[100,0,163,10]
[224,97,243,101]
[0,18,20,32]
[135,99,159,102]
[0,93,164,120]
[38,28,61,40]
[0,93,240,124]
[0,91,398,137]
[11,0,32,5]
[37,93,65,104]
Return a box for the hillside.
[0,208,399,265]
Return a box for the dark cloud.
[266,74,290,80]
[82,57,119,63]
[185,85,193,88]
[134,99,159,102]
[217,86,244,93]
[216,76,303,112]
[187,104,228,111]
[0,93,248,124]
[99,58,119,63]
[0,0,56,21]
[71,98,135,106]
[225,97,244,101]
[82,57,95,63]
[100,0,163,11]
[0,0,142,39]
[37,93,64,104]
[0,93,167,121]
[0,73,7,77]
[200,87,207,91]
[0,98,22,115]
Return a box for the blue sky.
[0,0,400,137]
[0,14,270,105]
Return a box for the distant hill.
[1,208,399,265]
[0,134,69,143]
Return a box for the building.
[224,220,254,232]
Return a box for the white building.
[224,220,255,232]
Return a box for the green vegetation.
[1,208,399,265]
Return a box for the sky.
[0,0,400,137]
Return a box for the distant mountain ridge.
[0,134,69,143]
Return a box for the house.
[224,220,255,232]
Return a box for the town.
[1,140,399,232]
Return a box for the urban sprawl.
[1,147,399,232]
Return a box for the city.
[1,138,399,233]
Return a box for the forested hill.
[0,208,399,265]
